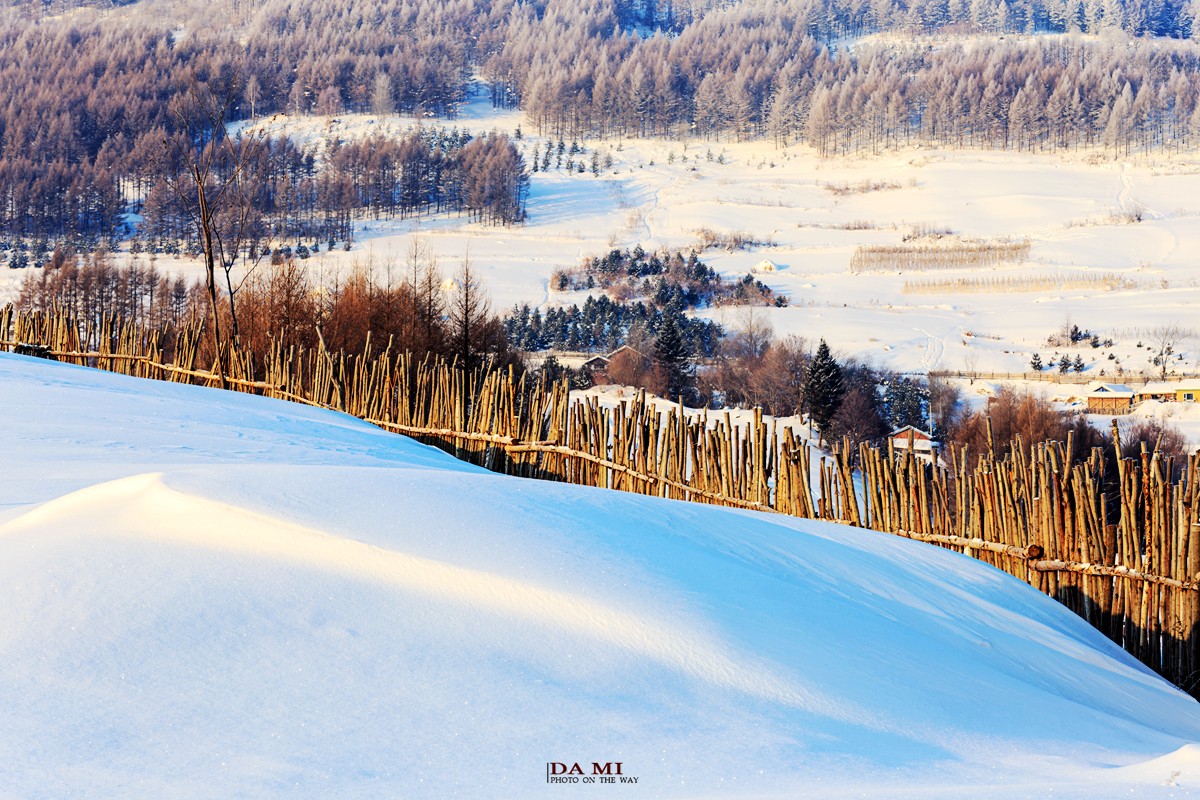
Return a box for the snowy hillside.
[9,82,1200,380]
[157,87,1200,377]
[3,352,1200,799]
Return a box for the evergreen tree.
[882,376,928,431]
[1073,354,1086,373]
[540,355,565,383]
[1030,352,1043,371]
[654,310,693,402]
[806,339,845,439]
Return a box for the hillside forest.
[2,0,1200,249]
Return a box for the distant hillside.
[2,0,1200,248]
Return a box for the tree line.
[554,246,783,309]
[2,119,527,258]
[13,241,1191,470]
[4,0,1200,248]
[0,3,528,245]
[133,126,527,257]
[505,295,722,358]
[484,0,1200,146]
[13,244,518,373]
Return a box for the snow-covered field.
[4,351,1200,798]
[234,86,1198,376]
[7,83,1198,383]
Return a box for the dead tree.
[161,76,268,387]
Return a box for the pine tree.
[806,339,845,440]
[654,309,693,402]
[883,377,928,431]
[1073,354,1085,373]
[1030,352,1044,371]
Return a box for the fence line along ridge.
[3,304,1199,696]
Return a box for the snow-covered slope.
[3,352,1200,799]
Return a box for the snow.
[7,83,1200,389]
[4,352,1200,798]
[5,84,1200,463]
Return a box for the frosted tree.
[372,72,394,116]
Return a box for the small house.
[605,344,644,361]
[1172,380,1200,402]
[1086,383,1135,415]
[580,355,610,373]
[1135,380,1200,404]
[889,426,937,460]
[1136,382,1176,403]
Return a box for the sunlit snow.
[3,352,1200,798]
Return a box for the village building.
[889,426,938,461]
[605,344,642,361]
[524,345,655,384]
[1135,382,1179,404]
[580,354,610,373]
[1085,383,1135,415]
[1133,380,1200,404]
[1169,380,1200,402]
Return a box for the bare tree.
[727,305,774,361]
[927,374,962,439]
[243,74,261,120]
[1148,324,1193,381]
[161,76,268,387]
[713,306,780,411]
[405,238,446,356]
[963,350,980,384]
[371,72,394,116]
[449,252,491,370]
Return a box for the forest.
[134,127,528,255]
[505,295,723,358]
[3,0,1200,248]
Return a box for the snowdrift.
[3,352,1200,799]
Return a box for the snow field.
[6,82,1200,385]
[4,353,1200,797]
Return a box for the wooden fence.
[3,304,1199,697]
[849,239,1031,273]
[925,369,1200,384]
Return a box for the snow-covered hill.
[9,85,1200,380]
[196,89,1200,378]
[3,352,1200,799]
